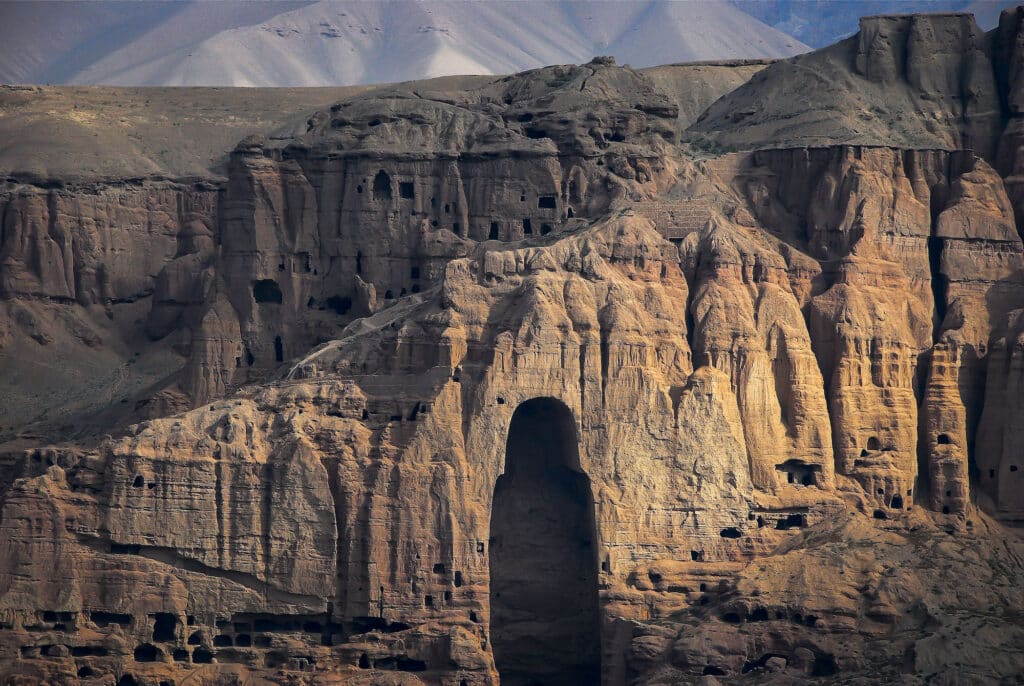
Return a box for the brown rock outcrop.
[3,10,1024,686]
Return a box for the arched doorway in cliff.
[489,397,600,685]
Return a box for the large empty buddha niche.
[489,397,600,685]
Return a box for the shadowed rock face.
[3,10,1024,686]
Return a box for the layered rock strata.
[2,10,1024,686]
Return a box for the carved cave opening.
[372,170,392,202]
[489,397,600,685]
[253,279,283,304]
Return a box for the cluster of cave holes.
[357,653,427,672]
[363,170,417,203]
[721,607,819,628]
[732,651,837,677]
[193,614,344,651]
[748,511,808,530]
[416,562,466,611]
[776,460,820,487]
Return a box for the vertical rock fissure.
[489,398,600,685]
[927,237,947,342]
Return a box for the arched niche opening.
[372,170,392,202]
[489,397,600,685]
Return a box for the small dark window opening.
[523,218,533,234]
[152,613,177,642]
[1011,465,1019,472]
[356,251,363,274]
[399,182,415,199]
[719,527,742,539]
[453,222,461,235]
[541,223,553,235]
[373,170,392,202]
[133,475,144,488]
[325,296,352,315]
[890,494,904,509]
[776,514,806,530]
[385,290,394,299]
[538,195,557,209]
[245,347,255,366]
[567,207,575,218]
[937,434,952,445]
[192,648,213,664]
[490,222,499,240]
[867,436,880,450]
[134,644,162,662]
[274,336,283,363]
[253,279,283,304]
[811,653,839,677]
[454,571,464,587]
[411,266,420,279]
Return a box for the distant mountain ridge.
[0,0,1016,87]
[1,0,806,86]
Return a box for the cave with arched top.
[372,170,392,202]
[488,397,600,685]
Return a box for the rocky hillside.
[2,8,1024,686]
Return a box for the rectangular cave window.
[490,222,499,240]
[538,195,557,209]
[399,181,415,199]
[523,218,533,235]
[91,611,132,627]
[411,266,420,280]
[274,336,284,363]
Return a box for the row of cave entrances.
[30,397,823,684]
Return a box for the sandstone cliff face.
[3,11,1024,686]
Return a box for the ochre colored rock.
[3,10,1024,686]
